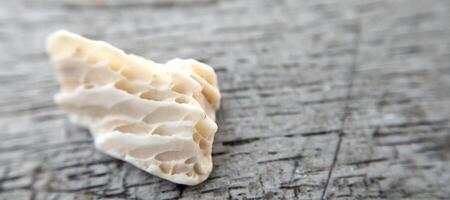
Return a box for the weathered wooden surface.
[1,0,450,199]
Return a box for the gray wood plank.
[0,0,449,199]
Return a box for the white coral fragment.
[47,30,221,185]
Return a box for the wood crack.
[320,19,361,200]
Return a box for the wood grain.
[0,0,449,199]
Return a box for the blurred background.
[0,0,449,199]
